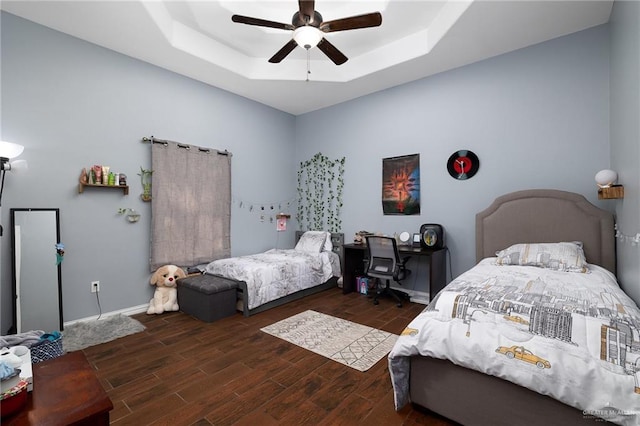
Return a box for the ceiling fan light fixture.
[293,26,323,49]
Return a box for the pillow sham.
[495,242,588,273]
[296,231,332,252]
[294,231,329,253]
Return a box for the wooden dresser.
[4,351,113,425]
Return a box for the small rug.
[63,314,146,352]
[261,310,398,372]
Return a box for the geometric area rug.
[260,310,398,372]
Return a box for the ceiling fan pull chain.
[306,48,311,82]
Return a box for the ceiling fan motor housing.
[292,11,323,27]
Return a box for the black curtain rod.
[141,136,230,156]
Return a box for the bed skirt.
[231,276,338,317]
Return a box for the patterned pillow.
[495,242,589,273]
[295,231,328,253]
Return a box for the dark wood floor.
[82,287,458,425]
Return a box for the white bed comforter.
[204,249,341,310]
[389,258,640,425]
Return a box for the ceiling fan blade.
[320,12,382,33]
[269,39,299,63]
[317,38,348,65]
[298,0,315,24]
[232,14,294,31]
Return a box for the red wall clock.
[447,150,479,180]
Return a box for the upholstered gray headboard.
[476,189,616,274]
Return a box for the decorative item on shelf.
[138,167,153,202]
[80,168,88,183]
[92,165,102,185]
[595,169,624,199]
[118,208,141,223]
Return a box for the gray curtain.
[150,141,231,271]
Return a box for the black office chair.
[365,236,411,307]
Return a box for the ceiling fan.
[231,0,382,65]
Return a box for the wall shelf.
[78,182,129,195]
[598,185,624,200]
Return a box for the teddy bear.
[147,265,186,315]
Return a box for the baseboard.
[63,304,148,327]
[389,286,430,305]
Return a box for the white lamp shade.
[293,26,323,49]
[595,169,617,188]
[0,141,24,159]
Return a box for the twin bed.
[389,189,638,426]
[202,231,343,317]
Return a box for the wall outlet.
[91,281,100,293]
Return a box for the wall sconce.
[595,169,617,188]
[595,169,624,199]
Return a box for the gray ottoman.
[178,274,239,322]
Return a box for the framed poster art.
[382,153,420,215]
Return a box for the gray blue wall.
[2,7,638,333]
[1,12,296,331]
[610,0,640,302]
[295,24,612,292]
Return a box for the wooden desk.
[4,351,113,425]
[342,243,447,301]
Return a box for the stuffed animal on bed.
[147,265,186,315]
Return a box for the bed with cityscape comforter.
[388,189,636,425]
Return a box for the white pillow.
[296,231,332,252]
[295,231,328,253]
[495,241,588,273]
